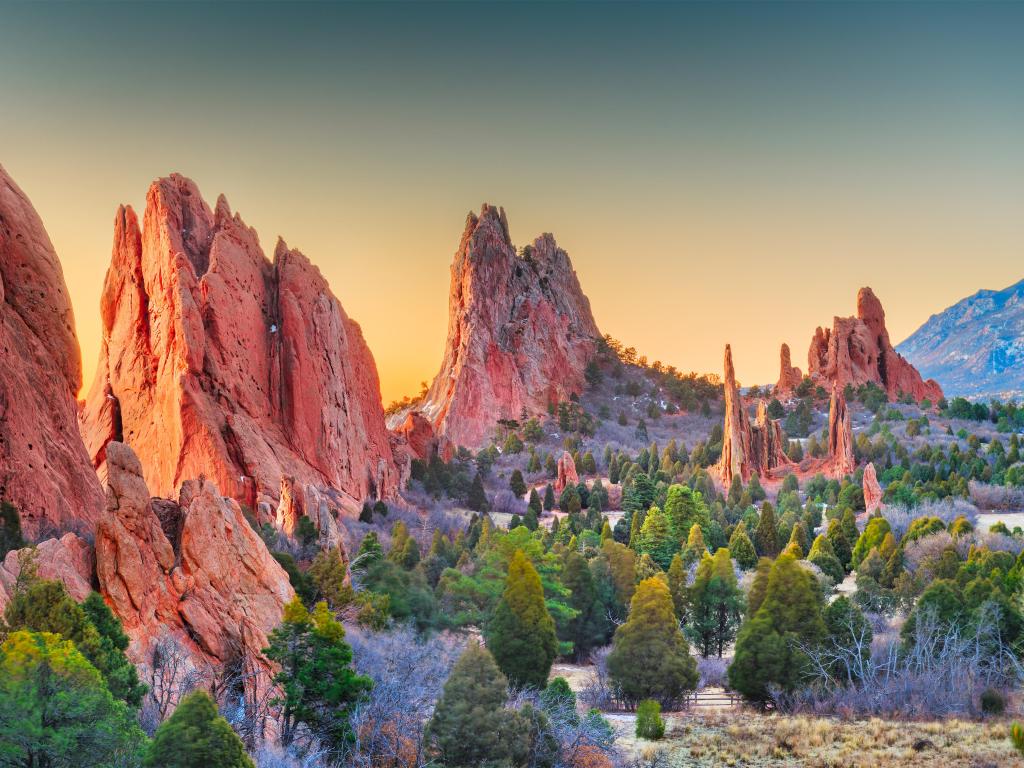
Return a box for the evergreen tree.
[746,557,773,618]
[663,485,711,541]
[686,549,743,658]
[728,554,826,701]
[528,488,543,516]
[727,522,757,570]
[486,550,558,689]
[4,579,145,707]
[264,598,372,747]
[609,455,621,485]
[543,484,556,511]
[606,578,698,706]
[425,642,526,768]
[0,630,146,767]
[468,473,491,512]
[510,469,528,498]
[681,523,707,567]
[667,553,688,622]
[355,531,384,570]
[808,534,844,583]
[562,551,608,661]
[788,522,809,558]
[637,506,677,570]
[524,506,540,531]
[851,516,891,568]
[144,691,253,768]
[826,519,853,573]
[0,501,24,559]
[754,502,779,557]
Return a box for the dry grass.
[613,712,1024,767]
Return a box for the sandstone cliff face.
[411,205,600,451]
[81,175,400,517]
[715,345,791,485]
[96,442,293,676]
[0,165,105,539]
[806,287,943,404]
[775,343,803,394]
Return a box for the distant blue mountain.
[897,279,1024,400]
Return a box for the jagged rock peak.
[410,203,600,451]
[826,385,856,478]
[0,163,104,539]
[81,173,402,514]
[806,286,942,404]
[776,342,803,394]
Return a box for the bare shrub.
[697,656,729,689]
[970,480,1024,511]
[579,647,616,711]
[882,498,978,540]
[491,489,528,516]
[781,602,1024,718]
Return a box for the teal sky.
[1,1,1022,401]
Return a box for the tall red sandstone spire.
[775,342,803,394]
[826,384,856,478]
[81,174,401,515]
[0,164,104,539]
[410,204,600,451]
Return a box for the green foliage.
[607,577,698,706]
[0,630,146,767]
[468,473,491,512]
[980,687,1006,716]
[637,506,677,570]
[510,469,528,497]
[274,550,317,605]
[729,554,826,701]
[686,548,743,658]
[754,502,779,558]
[663,484,711,540]
[561,551,609,661]
[635,699,665,740]
[3,579,145,707]
[425,642,526,768]
[486,550,558,688]
[263,598,372,747]
[728,522,758,570]
[851,516,891,569]
[0,501,24,559]
[144,690,253,767]
[295,515,318,547]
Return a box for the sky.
[1,1,1022,404]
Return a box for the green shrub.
[635,699,664,740]
[980,687,1006,715]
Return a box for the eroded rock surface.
[0,164,104,539]
[81,174,400,515]
[410,205,600,452]
[863,461,883,515]
[555,451,579,495]
[775,343,804,394]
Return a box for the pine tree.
[510,469,528,498]
[727,522,757,570]
[524,505,540,531]
[355,531,384,570]
[637,507,677,570]
[808,534,844,583]
[826,518,853,573]
[468,473,491,512]
[686,553,717,657]
[728,554,826,701]
[609,455,620,485]
[667,553,688,622]
[606,578,698,706]
[600,520,613,542]
[486,550,558,689]
[851,516,891,569]
[746,557,773,618]
[681,523,707,567]
[528,488,543,516]
[145,691,253,768]
[425,642,526,767]
[754,502,779,557]
[663,484,711,541]
[562,552,609,661]
[543,484,556,511]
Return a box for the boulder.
[863,462,883,515]
[0,533,95,614]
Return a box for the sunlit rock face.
[81,174,402,516]
[0,164,104,540]
[411,204,600,453]
[807,287,942,404]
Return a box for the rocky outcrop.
[0,164,105,539]
[411,205,600,451]
[715,345,791,485]
[0,533,95,613]
[393,411,437,462]
[80,174,401,516]
[826,385,856,478]
[863,462,883,515]
[806,287,943,404]
[775,343,803,394]
[555,451,579,495]
[96,442,292,677]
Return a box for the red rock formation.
[715,345,792,485]
[806,287,942,403]
[555,451,579,495]
[394,411,437,462]
[96,441,293,677]
[826,385,856,478]
[0,533,95,613]
[0,165,104,539]
[413,205,600,451]
[81,174,400,516]
[775,343,803,394]
[863,462,883,515]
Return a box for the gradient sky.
[2,2,1022,404]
